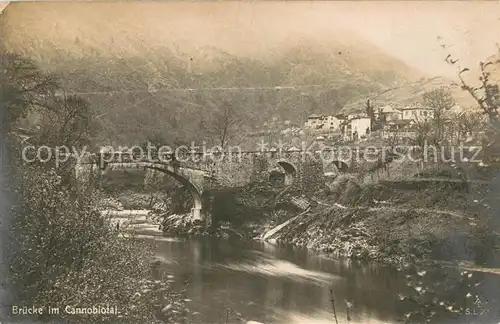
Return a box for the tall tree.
[444,47,500,162]
[422,88,455,146]
[212,100,237,149]
[365,99,376,131]
[36,94,94,148]
[458,61,500,124]
[0,53,58,133]
[453,110,485,141]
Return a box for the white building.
[351,116,371,139]
[342,116,372,141]
[401,105,434,121]
[322,115,341,131]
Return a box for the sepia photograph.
[1,1,500,323]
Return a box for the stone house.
[304,114,341,132]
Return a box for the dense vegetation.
[1,52,186,323]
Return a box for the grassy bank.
[271,205,477,264]
[270,169,500,267]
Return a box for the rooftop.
[388,119,412,125]
[400,106,433,111]
[379,105,400,113]
[350,115,371,120]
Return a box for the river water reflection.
[117,211,500,324]
[147,235,404,324]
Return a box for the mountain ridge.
[0,2,432,145]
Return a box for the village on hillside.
[251,97,487,150]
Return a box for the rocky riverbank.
[264,169,500,266]
[265,204,477,264]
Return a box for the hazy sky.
[332,1,500,77]
[2,1,500,78]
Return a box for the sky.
[1,1,500,78]
[331,1,500,78]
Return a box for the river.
[110,210,500,324]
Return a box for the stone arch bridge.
[75,149,371,221]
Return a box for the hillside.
[0,2,424,146]
[341,76,480,114]
[341,50,500,114]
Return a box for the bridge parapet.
[74,147,374,184]
[75,146,372,168]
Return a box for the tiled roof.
[388,119,412,125]
[379,105,400,113]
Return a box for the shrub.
[7,166,164,323]
[328,174,393,206]
[327,174,359,198]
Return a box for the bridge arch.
[276,161,297,186]
[332,160,350,173]
[145,166,203,220]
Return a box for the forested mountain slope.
[1,2,424,146]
